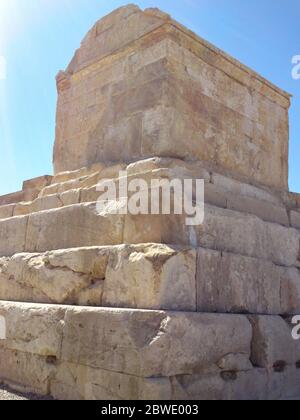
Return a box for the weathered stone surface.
[290,210,300,229]
[0,348,56,396]
[280,267,300,315]
[53,5,290,190]
[51,363,172,400]
[249,316,300,369]
[197,249,281,315]
[0,200,299,268]
[102,244,196,311]
[1,301,299,400]
[61,308,252,377]
[227,194,289,227]
[0,204,15,220]
[0,191,26,206]
[0,215,28,256]
[0,4,298,401]
[172,369,269,401]
[23,175,52,191]
[25,203,124,254]
[0,245,196,310]
[195,205,300,267]
[0,301,65,357]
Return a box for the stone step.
[0,158,294,229]
[0,201,298,267]
[0,245,299,315]
[0,245,196,311]
[0,301,298,400]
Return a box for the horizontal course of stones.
[0,199,299,265]
[0,158,298,222]
[0,301,299,400]
[0,158,299,226]
[0,244,299,316]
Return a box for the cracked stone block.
[0,301,65,357]
[197,248,281,315]
[51,362,172,400]
[0,245,196,310]
[61,308,252,377]
[249,316,300,369]
[0,348,56,396]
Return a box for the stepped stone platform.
[0,5,300,400]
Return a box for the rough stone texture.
[290,210,300,229]
[25,203,124,254]
[53,5,290,191]
[0,5,299,401]
[0,245,196,310]
[280,267,300,315]
[249,316,300,369]
[197,249,282,315]
[0,301,299,400]
[0,202,299,268]
[61,309,251,377]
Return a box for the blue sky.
[0,0,299,195]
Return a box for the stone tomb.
[0,5,299,400]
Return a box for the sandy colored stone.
[23,175,52,191]
[197,248,281,314]
[0,215,28,257]
[0,348,56,396]
[0,301,65,357]
[61,308,252,377]
[0,245,196,310]
[227,194,289,226]
[53,6,290,190]
[280,267,300,315]
[25,203,124,254]
[195,205,300,267]
[103,244,196,311]
[249,316,300,369]
[51,362,172,400]
[0,204,15,220]
[290,210,300,229]
[172,369,269,401]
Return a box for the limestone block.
[227,194,289,227]
[171,369,269,401]
[268,367,300,400]
[51,166,94,185]
[280,267,300,315]
[53,6,289,190]
[0,252,95,305]
[197,248,281,315]
[51,362,172,401]
[0,204,15,220]
[211,173,281,204]
[290,211,300,229]
[126,157,211,182]
[204,183,227,209]
[59,189,80,207]
[195,205,300,267]
[33,194,63,213]
[0,348,56,396]
[23,175,52,191]
[0,301,65,357]
[0,190,25,206]
[103,244,196,311]
[61,308,252,377]
[25,203,124,253]
[249,316,300,369]
[0,245,196,310]
[13,201,34,216]
[0,215,28,256]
